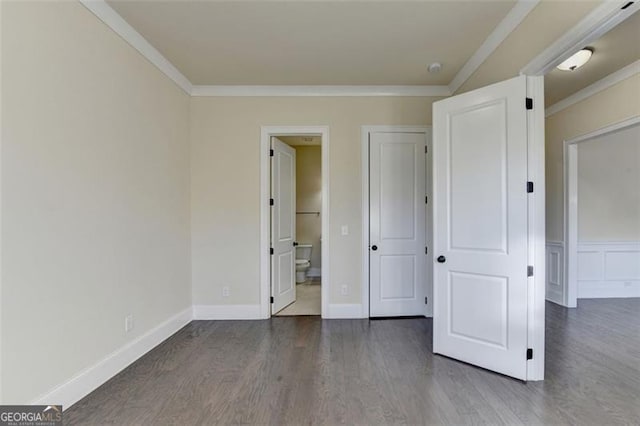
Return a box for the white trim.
[326,304,365,319]
[546,241,565,306]
[361,126,432,319]
[563,116,640,308]
[526,75,546,381]
[577,240,640,247]
[521,1,640,76]
[576,241,640,299]
[449,0,539,94]
[79,0,192,94]
[546,60,640,117]
[260,126,330,319]
[192,85,451,97]
[193,304,262,320]
[31,307,192,409]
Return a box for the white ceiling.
[545,9,640,107]
[107,0,516,86]
[279,136,322,147]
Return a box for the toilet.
[295,244,313,283]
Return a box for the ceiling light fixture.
[428,62,442,73]
[557,47,594,71]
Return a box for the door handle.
[371,245,378,251]
[437,255,446,263]
[293,242,299,247]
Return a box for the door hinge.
[527,181,534,193]
[526,98,533,110]
[270,149,274,157]
[425,145,428,154]
[425,297,428,305]
[270,296,274,304]
[425,247,428,255]
[527,348,533,360]
[621,1,634,10]
[270,198,274,206]
[270,247,274,255]
[528,265,534,277]
[425,196,428,204]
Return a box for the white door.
[370,131,427,317]
[433,75,529,380]
[271,137,296,314]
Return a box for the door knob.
[371,245,378,251]
[437,255,446,263]
[293,242,299,246]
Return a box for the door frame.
[361,126,433,318]
[525,76,546,381]
[260,126,330,319]
[563,115,640,308]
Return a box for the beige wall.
[1,1,191,403]
[294,146,322,270]
[190,97,436,306]
[578,124,640,241]
[545,74,640,242]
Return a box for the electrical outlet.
[125,314,134,333]
[341,225,349,236]
[341,285,349,295]
[222,286,230,297]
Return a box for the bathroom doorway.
[259,126,329,318]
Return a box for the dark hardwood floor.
[65,299,640,425]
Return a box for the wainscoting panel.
[546,241,565,305]
[578,242,640,298]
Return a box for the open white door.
[433,76,530,380]
[369,131,427,317]
[271,137,296,314]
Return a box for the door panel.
[271,138,296,314]
[370,132,427,317]
[433,76,529,380]
[449,101,508,253]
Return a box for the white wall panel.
[577,242,640,298]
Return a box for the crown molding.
[545,59,640,117]
[449,0,540,94]
[79,0,193,94]
[191,85,451,97]
[521,0,640,76]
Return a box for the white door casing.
[271,137,296,314]
[433,75,530,380]
[369,132,427,317]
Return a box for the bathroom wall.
[295,145,322,273]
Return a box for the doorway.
[563,117,640,307]
[361,126,433,318]
[259,126,330,319]
[274,135,323,316]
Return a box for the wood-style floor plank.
[64,299,640,425]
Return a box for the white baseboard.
[192,304,262,320]
[326,303,366,319]
[307,268,321,278]
[578,241,640,299]
[31,307,193,410]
